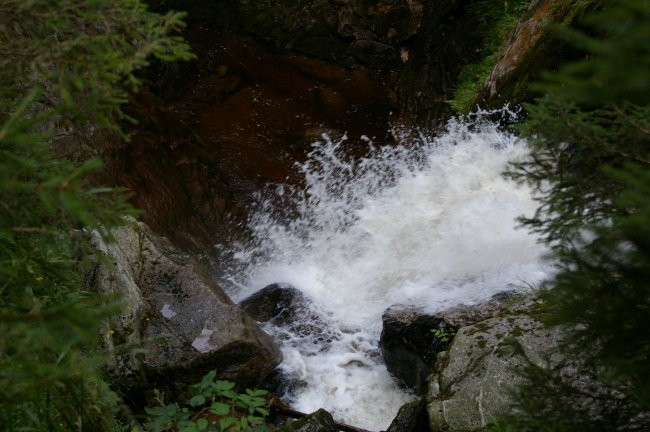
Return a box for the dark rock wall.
[396,0,480,128]
[235,0,483,128]
[109,0,579,256]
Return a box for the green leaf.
[219,417,239,431]
[164,404,178,416]
[196,418,209,431]
[212,380,235,392]
[144,406,165,416]
[200,370,217,390]
[190,394,206,407]
[178,420,198,432]
[255,407,269,417]
[248,415,264,425]
[210,402,231,416]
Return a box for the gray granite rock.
[426,314,563,431]
[89,218,282,389]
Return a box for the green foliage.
[0,1,192,430]
[139,371,271,432]
[447,0,530,113]
[538,0,649,106]
[0,89,134,432]
[502,0,650,429]
[510,0,650,248]
[430,326,455,344]
[545,165,650,406]
[0,0,194,135]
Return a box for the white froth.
[218,114,550,430]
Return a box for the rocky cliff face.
[235,0,484,128]
[113,0,583,257]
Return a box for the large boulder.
[239,283,339,396]
[88,219,282,392]
[379,307,454,394]
[239,283,340,347]
[426,314,563,431]
[430,290,542,328]
[379,292,539,394]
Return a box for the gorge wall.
[107,0,572,254]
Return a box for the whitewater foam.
[218,114,550,430]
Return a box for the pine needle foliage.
[503,0,650,428]
[0,1,193,430]
[0,0,194,134]
[510,0,650,247]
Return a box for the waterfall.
[218,113,550,430]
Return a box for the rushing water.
[218,114,550,430]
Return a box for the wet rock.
[426,315,564,431]
[239,283,340,351]
[386,399,430,432]
[380,307,455,394]
[239,283,305,323]
[260,367,309,398]
[433,290,542,328]
[238,0,349,64]
[380,292,541,394]
[89,218,282,392]
[349,39,398,69]
[481,0,554,102]
[279,409,337,432]
[98,88,247,254]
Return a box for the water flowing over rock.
[426,314,564,431]
[239,283,340,346]
[238,283,342,397]
[87,218,282,392]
